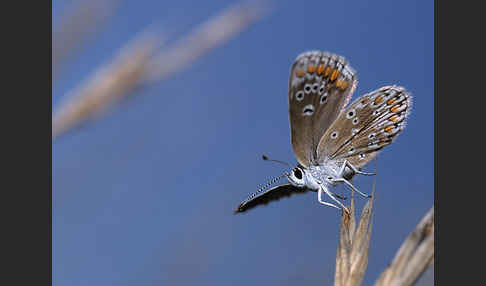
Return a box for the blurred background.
[52,0,433,285]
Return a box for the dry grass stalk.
[145,0,268,82]
[334,165,434,286]
[52,0,116,77]
[52,0,267,140]
[52,32,160,139]
[373,207,434,286]
[334,188,375,286]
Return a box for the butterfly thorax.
[308,161,342,186]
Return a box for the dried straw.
[52,0,116,77]
[334,179,434,286]
[373,207,434,286]
[334,188,375,286]
[52,0,267,139]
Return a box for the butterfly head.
[261,154,313,189]
[286,165,321,190]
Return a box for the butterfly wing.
[288,51,357,167]
[234,184,308,213]
[316,86,412,168]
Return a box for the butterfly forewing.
[288,51,357,167]
[316,86,412,167]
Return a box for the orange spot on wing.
[384,125,394,134]
[374,96,384,105]
[336,79,349,90]
[386,98,396,105]
[389,115,399,123]
[317,65,325,75]
[307,65,316,74]
[330,69,339,81]
[295,69,305,77]
[340,81,349,90]
[390,104,401,113]
[324,66,331,77]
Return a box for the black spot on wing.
[234,184,308,214]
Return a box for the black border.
[49,2,53,285]
[435,0,482,284]
[6,1,52,285]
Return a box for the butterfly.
[235,51,412,214]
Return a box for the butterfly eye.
[331,131,339,139]
[352,118,359,125]
[318,84,325,94]
[312,83,319,92]
[293,168,303,179]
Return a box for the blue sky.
[53,0,433,285]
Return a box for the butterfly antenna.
[261,154,292,168]
[246,173,288,202]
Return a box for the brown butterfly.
[235,51,412,213]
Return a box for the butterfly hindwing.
[288,51,357,167]
[316,86,412,168]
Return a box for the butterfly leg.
[331,178,372,198]
[318,185,349,212]
[338,160,376,177]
